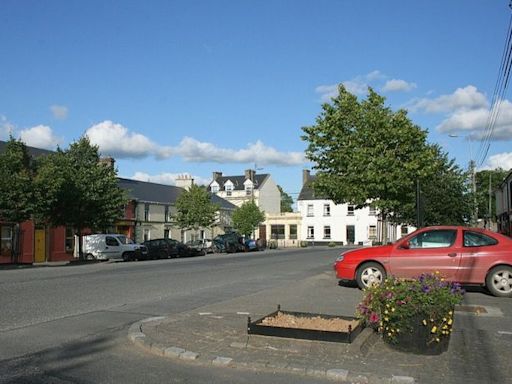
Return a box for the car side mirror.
[400,241,410,250]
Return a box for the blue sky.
[1,1,511,201]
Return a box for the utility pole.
[470,159,478,226]
[488,173,492,228]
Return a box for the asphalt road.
[0,247,347,383]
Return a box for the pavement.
[127,271,512,384]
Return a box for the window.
[164,205,169,223]
[323,226,331,239]
[369,204,376,216]
[65,227,74,253]
[211,185,219,193]
[106,236,119,246]
[307,226,315,239]
[144,203,150,221]
[143,229,150,242]
[307,204,314,217]
[289,224,297,240]
[347,205,355,216]
[164,229,169,239]
[225,184,233,197]
[1,225,12,256]
[401,226,408,236]
[369,225,377,239]
[463,231,498,247]
[408,230,456,249]
[323,204,331,217]
[245,185,253,196]
[271,225,285,239]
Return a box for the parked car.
[142,238,189,259]
[185,240,207,256]
[213,232,245,253]
[333,226,512,297]
[244,238,264,252]
[76,234,148,261]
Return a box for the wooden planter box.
[247,306,362,343]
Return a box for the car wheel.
[486,265,512,297]
[122,252,134,262]
[85,253,95,261]
[356,262,386,289]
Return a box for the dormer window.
[211,185,219,193]
[225,184,233,196]
[245,185,253,196]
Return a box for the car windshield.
[116,235,133,244]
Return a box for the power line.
[476,5,512,166]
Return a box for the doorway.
[346,225,355,245]
[34,228,46,263]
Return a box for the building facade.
[208,169,281,214]
[496,169,512,237]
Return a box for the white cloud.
[50,105,68,120]
[85,120,304,166]
[175,137,304,166]
[315,70,385,101]
[19,125,62,149]
[382,79,417,92]
[130,171,211,186]
[408,85,488,113]
[85,120,173,158]
[481,152,512,170]
[436,99,512,141]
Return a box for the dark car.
[213,232,246,253]
[185,240,207,256]
[142,238,189,259]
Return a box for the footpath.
[128,272,512,384]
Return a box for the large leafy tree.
[175,184,218,230]
[0,138,34,260]
[34,137,126,259]
[232,200,265,237]
[302,86,442,238]
[278,185,294,213]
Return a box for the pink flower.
[369,312,380,324]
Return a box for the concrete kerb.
[127,317,417,383]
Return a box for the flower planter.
[247,305,362,343]
[382,313,451,355]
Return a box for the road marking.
[237,311,250,315]
[199,312,212,316]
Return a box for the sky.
[1,1,512,202]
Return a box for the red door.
[390,228,462,280]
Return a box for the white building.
[297,170,412,245]
[208,169,281,214]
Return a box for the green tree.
[0,138,35,259]
[175,184,219,230]
[232,200,265,237]
[475,168,508,222]
[396,148,470,226]
[34,137,126,260]
[302,86,440,239]
[278,185,294,213]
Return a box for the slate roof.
[117,178,236,209]
[210,174,269,191]
[0,140,54,158]
[297,175,327,201]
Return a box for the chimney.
[100,157,115,169]
[302,169,311,186]
[245,169,255,182]
[175,174,194,190]
[212,171,222,181]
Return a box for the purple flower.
[369,312,380,324]
[422,285,431,293]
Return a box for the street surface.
[0,247,347,383]
[1,247,511,383]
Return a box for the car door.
[456,230,500,284]
[389,228,462,280]
[105,236,121,259]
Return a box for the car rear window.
[463,231,498,247]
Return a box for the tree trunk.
[381,212,388,245]
[77,226,84,261]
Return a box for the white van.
[74,234,148,261]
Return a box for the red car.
[334,226,512,297]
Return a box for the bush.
[300,241,308,248]
[357,272,464,345]
[328,242,336,247]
